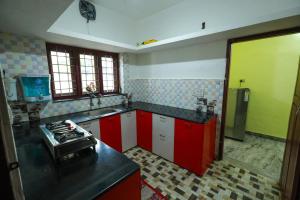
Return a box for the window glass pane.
[49,50,74,97]
[85,59,93,67]
[60,73,69,81]
[53,73,60,81]
[54,82,61,89]
[85,67,94,73]
[61,89,70,94]
[86,74,94,81]
[57,52,66,57]
[60,82,70,89]
[80,58,85,66]
[85,55,93,60]
[58,56,67,65]
[59,65,69,73]
[107,67,113,74]
[101,56,116,92]
[51,56,58,64]
[79,54,98,93]
[52,65,59,72]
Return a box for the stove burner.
[40,119,97,161]
[46,120,72,130]
[54,128,85,143]
[45,120,86,143]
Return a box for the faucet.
[86,83,102,110]
[196,97,207,113]
[97,94,102,106]
[88,92,96,110]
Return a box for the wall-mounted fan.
[79,0,96,23]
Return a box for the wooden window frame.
[46,43,120,100]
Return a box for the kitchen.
[0,0,300,200]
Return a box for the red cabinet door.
[208,117,217,163]
[174,119,206,176]
[96,170,141,200]
[100,114,122,152]
[136,110,152,152]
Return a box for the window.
[79,54,99,93]
[46,43,119,100]
[51,51,73,95]
[100,55,119,93]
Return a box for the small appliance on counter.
[40,120,97,162]
[18,74,51,102]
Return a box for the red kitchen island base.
[96,170,141,200]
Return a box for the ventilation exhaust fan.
[79,0,96,23]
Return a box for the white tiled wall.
[126,79,224,115]
[122,56,224,116]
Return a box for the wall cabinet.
[78,119,100,139]
[100,114,122,152]
[136,110,152,152]
[152,114,175,161]
[121,111,137,152]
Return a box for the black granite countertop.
[39,101,216,125]
[14,102,214,200]
[13,124,140,200]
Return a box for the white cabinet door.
[78,119,100,140]
[152,114,175,161]
[121,111,137,152]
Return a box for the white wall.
[136,0,300,42]
[129,40,227,79]
[129,59,225,80]
[48,0,137,46]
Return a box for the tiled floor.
[125,147,281,200]
[224,134,285,181]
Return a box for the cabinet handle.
[159,116,166,122]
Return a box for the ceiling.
[0,0,299,53]
[0,0,73,37]
[93,0,184,19]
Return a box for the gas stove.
[40,120,97,161]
